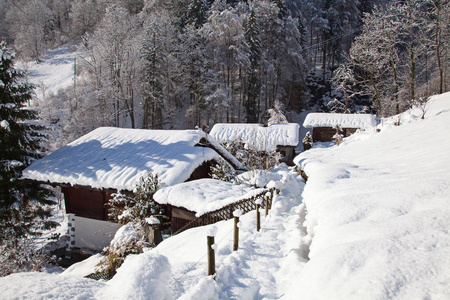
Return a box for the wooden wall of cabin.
[277,146,295,165]
[312,127,337,142]
[166,205,196,234]
[344,128,358,136]
[170,206,195,233]
[186,160,215,182]
[312,127,358,142]
[61,186,115,221]
[61,185,198,234]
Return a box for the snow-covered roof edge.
[303,113,377,129]
[209,123,300,151]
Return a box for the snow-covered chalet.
[22,127,245,251]
[209,123,300,165]
[303,113,377,142]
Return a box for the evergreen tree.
[141,20,166,129]
[0,42,56,259]
[297,12,308,54]
[245,8,261,123]
[267,99,288,125]
[187,0,212,29]
[273,0,288,19]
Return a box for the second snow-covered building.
[209,123,300,165]
[303,113,377,142]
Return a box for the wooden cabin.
[209,123,300,166]
[303,113,377,142]
[153,178,256,234]
[22,127,244,251]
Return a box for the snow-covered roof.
[303,113,377,129]
[22,127,242,191]
[154,178,260,216]
[209,123,300,152]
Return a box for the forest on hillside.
[0,0,448,144]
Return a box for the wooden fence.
[173,187,277,235]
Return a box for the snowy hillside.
[20,45,78,101]
[1,92,450,299]
[292,92,450,299]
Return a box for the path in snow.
[155,169,308,300]
[214,174,308,299]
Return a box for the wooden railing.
[173,187,277,235]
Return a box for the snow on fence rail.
[173,187,278,235]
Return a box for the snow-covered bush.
[0,239,51,277]
[302,132,313,151]
[412,97,431,119]
[95,222,149,277]
[222,137,279,171]
[98,251,173,300]
[108,172,161,224]
[222,137,246,163]
[333,125,343,146]
[100,172,163,276]
[210,158,236,182]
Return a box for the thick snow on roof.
[303,113,377,129]
[23,127,237,190]
[209,123,300,152]
[154,178,258,216]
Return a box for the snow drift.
[292,92,450,299]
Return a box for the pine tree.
[267,99,288,125]
[273,0,288,19]
[187,0,212,29]
[142,21,166,129]
[0,42,56,271]
[297,12,308,55]
[245,8,261,123]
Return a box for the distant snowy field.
[19,45,78,101]
[1,92,450,299]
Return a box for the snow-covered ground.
[290,92,450,299]
[1,92,450,299]
[19,45,78,101]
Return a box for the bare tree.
[81,5,143,128]
[5,0,54,60]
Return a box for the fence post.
[207,226,218,278]
[233,209,242,251]
[255,199,262,232]
[265,193,270,217]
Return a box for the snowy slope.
[20,45,78,100]
[292,92,450,299]
[1,92,450,299]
